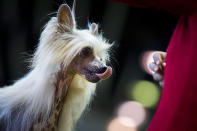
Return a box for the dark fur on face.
[69,46,108,83]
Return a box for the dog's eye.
[81,47,92,56]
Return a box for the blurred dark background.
[0,0,179,130]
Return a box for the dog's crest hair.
[0,3,112,131]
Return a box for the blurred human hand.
[149,52,166,87]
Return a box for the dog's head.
[35,4,112,83]
[57,4,113,83]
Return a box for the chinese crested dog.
[0,4,113,131]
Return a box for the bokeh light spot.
[119,117,136,127]
[117,101,146,126]
[107,117,137,131]
[129,80,161,108]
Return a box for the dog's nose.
[98,67,107,74]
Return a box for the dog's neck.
[31,64,75,131]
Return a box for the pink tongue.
[96,66,112,80]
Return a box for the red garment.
[113,0,197,130]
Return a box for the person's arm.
[113,0,197,15]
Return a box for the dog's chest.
[32,72,73,131]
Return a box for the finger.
[159,81,164,87]
[153,53,167,71]
[160,52,166,62]
[154,51,166,61]
[160,62,166,72]
[149,62,159,72]
[155,62,165,74]
[153,52,166,64]
[162,62,166,68]
[153,73,163,81]
[153,53,162,65]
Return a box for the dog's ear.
[90,23,98,35]
[57,4,74,31]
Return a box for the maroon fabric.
[113,0,197,130]
[151,14,197,131]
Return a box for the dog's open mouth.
[85,66,112,83]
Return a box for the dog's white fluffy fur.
[0,4,111,131]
